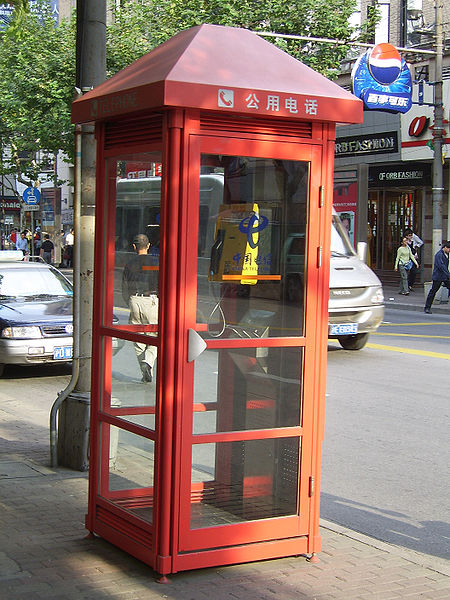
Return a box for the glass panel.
[190,438,300,528]
[109,339,156,429]
[193,347,302,434]
[108,153,161,384]
[101,424,154,524]
[197,155,308,338]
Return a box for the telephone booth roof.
[72,24,362,125]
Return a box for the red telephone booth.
[72,24,362,576]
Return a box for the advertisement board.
[0,1,59,30]
[401,80,450,161]
[352,43,412,114]
[333,179,358,247]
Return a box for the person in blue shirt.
[15,231,29,255]
[424,241,450,314]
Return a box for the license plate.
[330,323,358,335]
[53,346,73,360]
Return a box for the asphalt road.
[322,307,450,560]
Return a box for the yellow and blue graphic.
[352,43,412,114]
[209,203,280,285]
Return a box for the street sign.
[22,187,41,205]
[22,204,40,211]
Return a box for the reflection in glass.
[190,438,300,528]
[193,347,302,434]
[110,339,156,423]
[102,425,154,523]
[109,154,161,384]
[197,155,308,339]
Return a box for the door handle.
[188,329,207,362]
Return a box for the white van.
[283,210,384,350]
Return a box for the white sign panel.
[401,79,450,161]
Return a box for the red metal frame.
[85,110,333,575]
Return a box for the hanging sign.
[351,43,412,114]
[22,187,41,205]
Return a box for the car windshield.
[331,215,355,257]
[0,267,73,298]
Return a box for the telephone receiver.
[209,229,225,276]
[219,90,233,107]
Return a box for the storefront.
[367,163,431,272]
[0,196,21,248]
[400,79,450,272]
[335,137,432,274]
[335,73,449,280]
[334,112,407,271]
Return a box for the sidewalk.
[1,460,449,600]
[383,282,450,314]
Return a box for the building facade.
[335,0,449,282]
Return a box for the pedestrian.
[404,228,423,290]
[15,231,29,256]
[64,228,74,267]
[394,236,418,295]
[33,227,42,256]
[53,230,65,267]
[9,228,18,247]
[40,234,54,264]
[122,233,159,383]
[424,241,450,314]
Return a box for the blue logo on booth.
[352,43,412,114]
[238,212,269,249]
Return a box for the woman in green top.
[394,236,419,295]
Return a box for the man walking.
[122,234,159,382]
[40,234,54,264]
[424,241,450,314]
[404,228,423,290]
[15,231,29,255]
[64,228,74,267]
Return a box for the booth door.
[89,151,163,547]
[177,135,326,556]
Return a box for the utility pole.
[74,0,106,394]
[51,0,106,469]
[432,0,444,256]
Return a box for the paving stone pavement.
[0,281,449,599]
[1,444,449,597]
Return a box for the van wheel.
[337,333,369,350]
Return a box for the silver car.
[0,254,74,375]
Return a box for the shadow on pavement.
[321,491,450,561]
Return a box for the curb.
[385,300,450,313]
[320,518,450,577]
